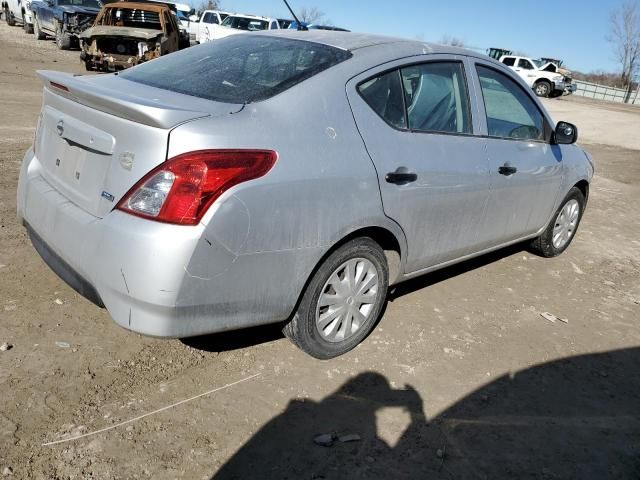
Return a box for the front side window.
[400,62,471,134]
[476,65,546,141]
[202,12,217,24]
[517,59,535,70]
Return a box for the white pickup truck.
[499,55,577,98]
[198,13,280,43]
[2,0,34,32]
[188,9,230,43]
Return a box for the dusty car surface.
[17,32,593,359]
[79,1,179,71]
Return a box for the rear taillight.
[116,149,277,225]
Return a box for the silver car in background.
[17,31,593,358]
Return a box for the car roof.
[258,29,475,55]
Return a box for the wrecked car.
[79,1,179,71]
[31,0,101,49]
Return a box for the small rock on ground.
[313,433,335,447]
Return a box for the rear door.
[347,56,491,274]
[471,62,564,243]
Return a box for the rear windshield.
[98,7,162,29]
[121,35,351,103]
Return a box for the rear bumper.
[18,149,208,337]
[17,149,310,338]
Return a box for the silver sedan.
[17,31,593,358]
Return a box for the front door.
[472,63,564,243]
[347,57,491,274]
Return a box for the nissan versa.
[17,31,593,359]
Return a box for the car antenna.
[282,0,307,31]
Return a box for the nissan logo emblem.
[56,120,64,136]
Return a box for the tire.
[283,237,389,359]
[33,15,45,39]
[55,27,72,49]
[23,18,33,33]
[534,80,552,98]
[530,187,585,258]
[5,8,15,25]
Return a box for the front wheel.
[33,15,46,39]
[283,238,389,359]
[534,80,552,97]
[55,28,72,49]
[530,187,585,258]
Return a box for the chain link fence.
[573,80,640,105]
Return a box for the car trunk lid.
[34,71,239,218]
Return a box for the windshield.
[532,59,545,68]
[98,7,162,29]
[58,0,101,7]
[221,15,268,31]
[121,35,351,103]
[176,11,189,21]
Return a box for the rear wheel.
[283,238,389,359]
[534,80,552,98]
[530,187,585,257]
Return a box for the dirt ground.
[1,22,640,480]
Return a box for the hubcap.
[552,199,580,249]
[315,258,379,343]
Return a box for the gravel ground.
[1,21,640,479]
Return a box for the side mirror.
[554,121,578,145]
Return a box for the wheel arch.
[289,223,406,324]
[574,179,589,203]
[332,226,405,286]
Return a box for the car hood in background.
[58,5,100,15]
[80,26,163,40]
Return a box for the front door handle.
[498,163,517,176]
[385,167,417,185]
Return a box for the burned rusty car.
[80,2,179,71]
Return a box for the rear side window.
[357,61,471,135]
[476,65,546,141]
[501,57,515,67]
[357,70,406,129]
[401,62,471,134]
[122,36,351,103]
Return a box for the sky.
[206,0,620,73]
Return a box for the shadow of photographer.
[212,347,640,479]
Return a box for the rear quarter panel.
[166,68,404,328]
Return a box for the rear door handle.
[385,167,417,184]
[498,163,517,176]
